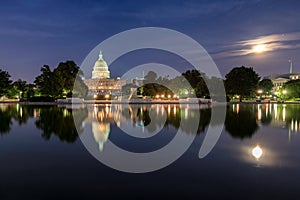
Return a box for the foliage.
[0,69,13,97]
[26,84,35,98]
[144,71,157,83]
[182,70,209,98]
[141,70,211,98]
[282,79,300,99]
[225,66,260,101]
[141,71,174,97]
[34,61,87,99]
[73,76,88,98]
[142,83,173,97]
[34,65,60,98]
[13,79,28,98]
[258,79,274,94]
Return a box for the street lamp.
[282,90,287,95]
[257,89,263,100]
[257,89,263,94]
[105,94,110,100]
[281,89,287,101]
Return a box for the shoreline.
[1,100,300,105]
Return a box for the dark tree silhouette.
[13,79,27,98]
[0,69,12,97]
[258,79,274,94]
[225,66,260,101]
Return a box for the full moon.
[253,44,266,53]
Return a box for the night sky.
[1,0,300,82]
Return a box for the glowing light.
[283,106,286,121]
[258,105,262,121]
[167,94,171,98]
[253,44,266,53]
[257,89,263,94]
[93,94,97,99]
[161,94,165,98]
[252,145,263,159]
[282,90,287,95]
[184,107,188,119]
[105,94,110,99]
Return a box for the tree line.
[1,61,300,101]
[130,66,276,101]
[0,60,88,101]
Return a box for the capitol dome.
[92,51,110,79]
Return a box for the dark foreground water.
[1,103,300,200]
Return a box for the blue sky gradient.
[1,0,300,82]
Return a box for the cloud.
[97,0,260,22]
[0,27,60,38]
[214,32,300,58]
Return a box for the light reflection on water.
[1,103,300,142]
[1,103,300,198]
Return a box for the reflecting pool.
[1,103,300,199]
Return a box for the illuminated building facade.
[84,51,127,97]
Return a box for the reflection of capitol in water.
[83,104,208,151]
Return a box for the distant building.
[83,50,145,99]
[84,51,127,97]
[265,72,300,92]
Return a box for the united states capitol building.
[83,51,127,98]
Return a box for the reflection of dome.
[92,121,110,151]
[92,51,110,79]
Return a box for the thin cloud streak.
[214,32,300,58]
[0,27,61,38]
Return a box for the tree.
[54,60,82,96]
[73,76,88,97]
[182,70,209,98]
[34,61,87,98]
[144,71,158,84]
[26,84,35,98]
[13,79,27,98]
[258,79,274,94]
[34,65,60,97]
[0,69,12,97]
[282,79,300,99]
[142,71,173,97]
[225,66,260,101]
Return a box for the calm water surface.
[1,103,300,199]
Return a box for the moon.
[253,44,266,53]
